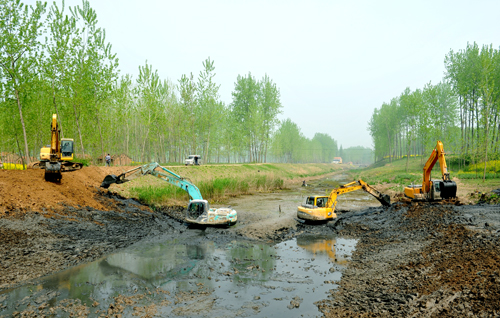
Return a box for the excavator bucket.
[440,180,457,199]
[379,194,391,207]
[360,181,391,206]
[100,173,126,188]
[44,162,62,182]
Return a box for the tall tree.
[0,0,46,164]
[258,74,282,162]
[196,57,222,162]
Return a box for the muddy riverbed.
[1,172,500,317]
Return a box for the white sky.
[42,0,500,148]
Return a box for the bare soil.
[1,166,499,317]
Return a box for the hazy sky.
[44,0,500,148]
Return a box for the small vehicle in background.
[185,155,201,166]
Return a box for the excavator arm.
[326,181,363,212]
[44,114,63,180]
[422,141,451,193]
[49,114,60,161]
[100,162,203,200]
[326,180,390,212]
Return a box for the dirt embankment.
[314,201,500,317]
[0,166,129,216]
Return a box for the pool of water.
[0,233,356,317]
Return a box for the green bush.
[465,160,500,173]
[74,157,90,167]
[132,185,186,205]
[272,177,284,189]
[238,180,249,193]
[457,172,499,179]
[255,175,267,190]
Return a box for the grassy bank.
[112,163,346,207]
[348,157,500,198]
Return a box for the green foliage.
[230,73,283,162]
[457,172,499,179]
[74,157,90,167]
[465,160,500,173]
[369,41,500,182]
[131,185,187,206]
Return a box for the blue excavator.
[100,162,237,226]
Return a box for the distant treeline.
[0,0,345,165]
[369,42,500,176]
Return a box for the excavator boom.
[100,162,202,200]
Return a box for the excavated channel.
[0,233,356,317]
[0,174,388,317]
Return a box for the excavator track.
[60,161,84,172]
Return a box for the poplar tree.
[0,0,46,164]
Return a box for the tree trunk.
[15,88,31,164]
[96,113,104,162]
[73,103,85,158]
[204,126,211,164]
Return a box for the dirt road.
[0,167,499,317]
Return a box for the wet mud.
[1,170,500,317]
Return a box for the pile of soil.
[0,166,128,217]
[313,201,500,317]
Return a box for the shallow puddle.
[0,234,356,317]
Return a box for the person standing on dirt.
[105,154,111,167]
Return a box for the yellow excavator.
[38,114,83,181]
[297,179,391,222]
[404,140,457,201]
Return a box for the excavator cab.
[187,200,208,219]
[60,138,74,160]
[186,199,237,226]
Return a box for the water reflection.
[0,235,356,317]
[296,236,356,265]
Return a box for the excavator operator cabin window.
[306,197,315,205]
[61,140,73,156]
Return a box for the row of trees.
[369,42,500,176]
[0,0,343,165]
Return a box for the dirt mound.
[0,166,132,217]
[316,202,500,317]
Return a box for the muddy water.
[0,174,377,317]
[0,235,356,317]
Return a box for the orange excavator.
[404,140,457,201]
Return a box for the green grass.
[457,172,500,179]
[132,185,188,206]
[349,157,425,186]
[125,162,340,206]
